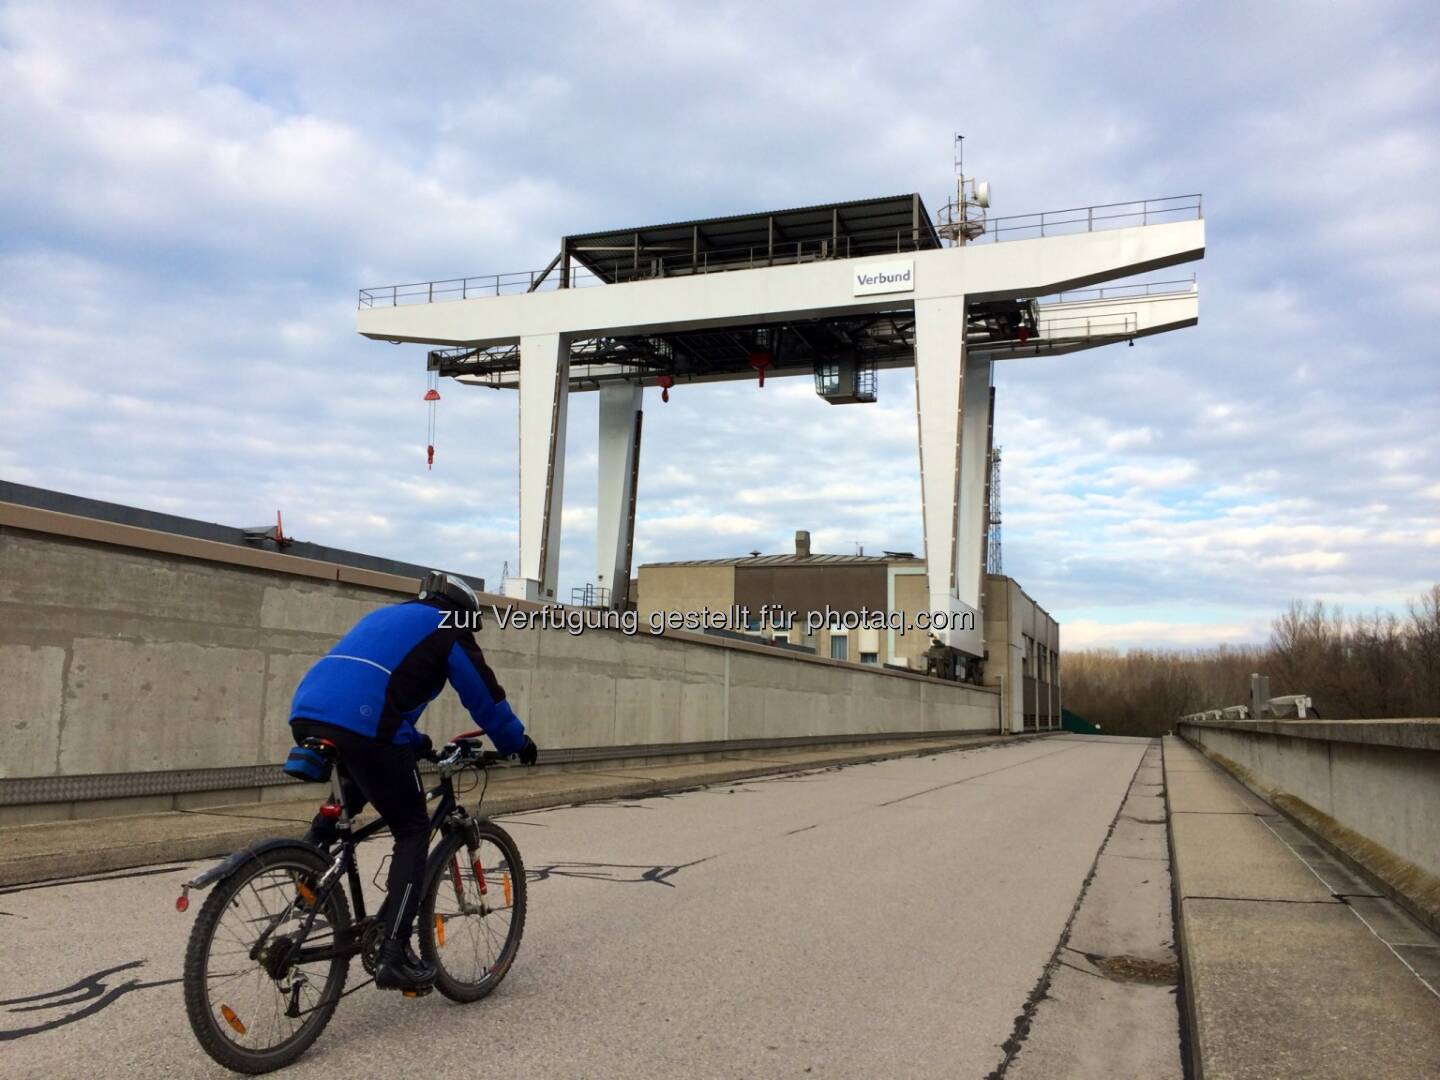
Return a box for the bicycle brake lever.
[434,743,467,777]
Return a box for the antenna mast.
[937,133,991,245]
[986,445,1003,575]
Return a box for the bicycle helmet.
[418,570,480,613]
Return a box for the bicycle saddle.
[300,736,338,758]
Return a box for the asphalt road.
[0,735,1156,1078]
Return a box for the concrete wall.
[1,504,999,823]
[1179,719,1440,926]
[641,558,937,667]
[983,575,1060,733]
[636,564,736,623]
[733,562,891,625]
[888,567,929,670]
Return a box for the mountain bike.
[178,732,526,1074]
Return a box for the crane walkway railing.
[358,194,1202,309]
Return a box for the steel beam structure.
[597,382,644,609]
[363,215,1205,650]
[511,333,570,602]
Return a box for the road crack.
[984,745,1152,1080]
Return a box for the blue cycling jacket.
[289,598,526,754]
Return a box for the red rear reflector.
[319,802,342,820]
[175,895,189,913]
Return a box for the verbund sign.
[853,259,915,297]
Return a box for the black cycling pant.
[293,721,429,943]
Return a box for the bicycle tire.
[183,845,351,1074]
[418,821,526,1003]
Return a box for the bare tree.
[1060,584,1440,734]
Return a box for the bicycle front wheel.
[182,845,351,1074]
[419,822,526,1003]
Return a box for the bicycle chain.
[290,976,376,1019]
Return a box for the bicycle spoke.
[205,966,263,991]
[429,835,521,989]
[191,854,351,1064]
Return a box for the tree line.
[1060,585,1440,737]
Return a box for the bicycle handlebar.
[433,737,510,776]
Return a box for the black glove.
[516,736,538,767]
[415,733,437,762]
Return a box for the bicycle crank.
[360,923,384,977]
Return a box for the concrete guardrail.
[1177,717,1440,933]
[1,502,1000,824]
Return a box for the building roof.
[0,480,482,590]
[565,194,941,284]
[642,553,923,569]
[985,572,1056,622]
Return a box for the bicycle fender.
[184,838,325,892]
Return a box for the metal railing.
[1039,275,1197,305]
[972,194,1202,244]
[358,268,599,308]
[570,583,611,608]
[358,194,1203,309]
[1033,312,1139,340]
[358,225,937,309]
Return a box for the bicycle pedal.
[400,985,433,999]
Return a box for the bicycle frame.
[281,766,482,966]
[178,738,505,971]
[181,739,521,1073]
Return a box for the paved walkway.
[1164,736,1440,1079]
[1,735,1157,1078]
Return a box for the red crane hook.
[749,352,772,388]
[424,382,441,469]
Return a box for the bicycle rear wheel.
[183,845,351,1074]
[418,822,526,1002]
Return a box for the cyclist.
[289,570,538,991]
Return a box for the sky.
[1,1,1437,650]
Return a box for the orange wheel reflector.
[297,882,316,907]
[502,870,512,906]
[435,914,445,948]
[220,1004,247,1035]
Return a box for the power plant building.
[638,531,1059,732]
